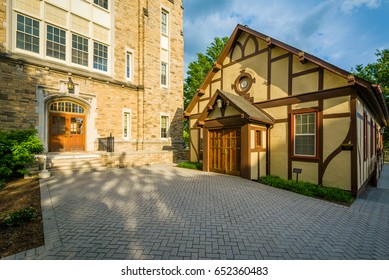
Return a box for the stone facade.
[0,0,184,165]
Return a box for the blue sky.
[183,0,389,74]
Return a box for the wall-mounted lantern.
[67,77,74,94]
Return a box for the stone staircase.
[47,153,107,175]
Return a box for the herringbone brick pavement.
[4,164,389,260]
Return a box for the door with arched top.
[48,101,86,152]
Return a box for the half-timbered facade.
[0,0,184,165]
[185,25,388,195]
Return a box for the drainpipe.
[266,125,273,176]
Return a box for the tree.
[184,37,229,109]
[183,37,228,147]
[352,49,389,149]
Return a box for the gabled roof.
[196,90,275,127]
[185,24,389,126]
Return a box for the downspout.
[266,124,272,175]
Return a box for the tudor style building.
[185,24,388,196]
[0,0,184,165]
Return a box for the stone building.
[0,0,184,165]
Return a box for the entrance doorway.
[48,101,86,152]
[209,128,241,176]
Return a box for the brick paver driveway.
[8,164,389,259]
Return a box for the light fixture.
[67,77,74,93]
[216,99,223,109]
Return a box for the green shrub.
[258,175,355,204]
[177,161,203,170]
[0,179,4,189]
[0,129,43,178]
[0,207,37,227]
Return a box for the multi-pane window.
[294,113,316,156]
[94,0,108,9]
[123,111,131,139]
[72,34,88,66]
[161,10,168,35]
[93,41,108,71]
[16,14,39,53]
[46,25,66,60]
[255,131,262,147]
[161,62,168,86]
[126,51,132,80]
[161,115,169,138]
[49,101,85,114]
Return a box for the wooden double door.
[209,128,241,176]
[49,113,85,152]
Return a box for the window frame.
[16,14,40,54]
[161,9,168,36]
[160,114,170,139]
[93,0,108,10]
[125,50,133,81]
[13,6,111,75]
[255,130,262,148]
[292,111,318,159]
[161,61,168,87]
[123,109,132,140]
[71,33,89,67]
[46,24,67,61]
[93,41,108,72]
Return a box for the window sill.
[291,156,319,162]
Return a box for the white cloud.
[183,0,388,73]
[341,0,381,13]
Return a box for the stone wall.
[0,0,185,163]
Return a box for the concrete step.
[47,154,107,175]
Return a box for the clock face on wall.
[239,77,249,90]
[234,71,253,95]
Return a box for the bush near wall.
[0,129,43,178]
[177,161,203,170]
[258,176,355,204]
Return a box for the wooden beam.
[197,89,205,96]
[298,52,306,64]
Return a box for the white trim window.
[72,34,89,66]
[294,113,316,157]
[46,25,66,60]
[123,110,131,139]
[161,62,168,87]
[161,10,168,36]
[125,51,132,81]
[12,2,111,74]
[93,41,108,72]
[16,14,40,53]
[160,115,169,139]
[94,0,108,9]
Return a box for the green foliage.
[0,207,37,227]
[0,179,4,189]
[0,129,44,178]
[183,37,228,147]
[258,176,355,204]
[184,37,229,109]
[177,161,203,170]
[352,49,389,149]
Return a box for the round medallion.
[234,70,254,95]
[240,78,249,90]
